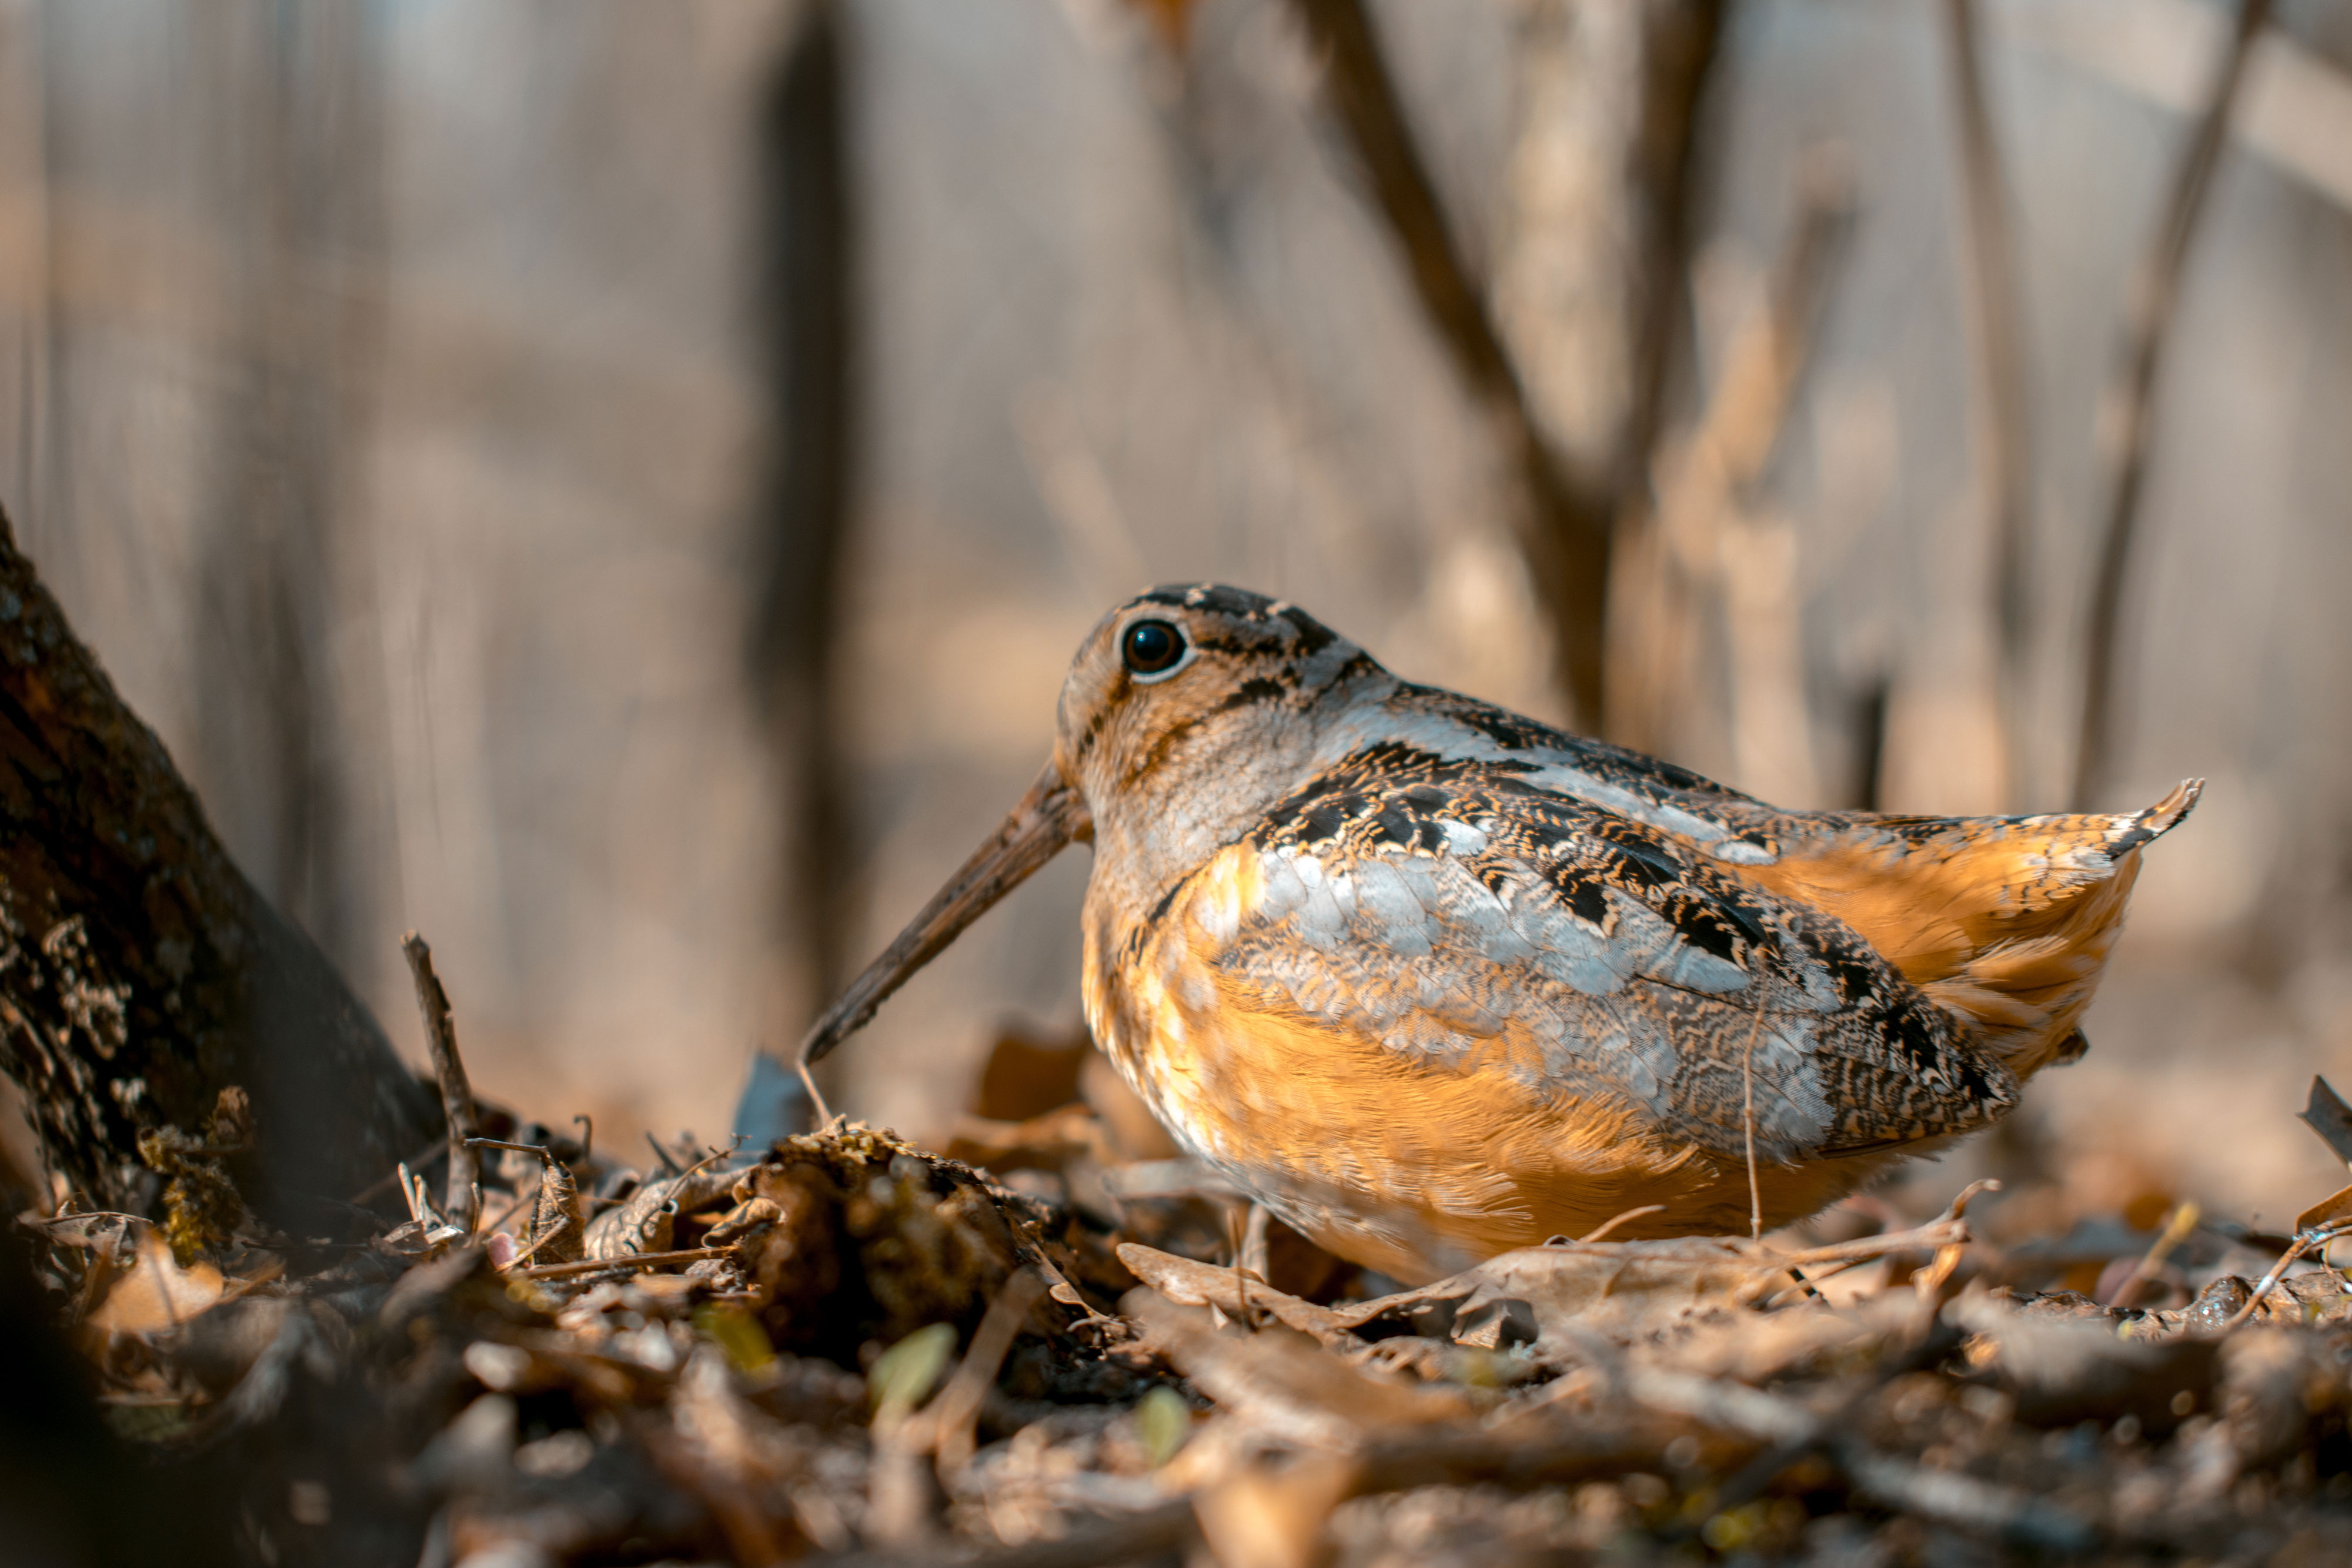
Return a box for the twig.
[348,1138,446,1206]
[635,1413,793,1568]
[2110,1200,2199,1310]
[797,1055,834,1129]
[2073,0,2271,809]
[402,932,480,1228]
[1735,1206,1983,1306]
[1678,1320,1966,1537]
[1625,1364,2093,1551]
[1940,0,2035,802]
[1576,1204,1666,1244]
[1832,1434,2094,1553]
[1285,0,1613,726]
[510,1246,735,1282]
[930,1269,1049,1475]
[828,1502,1199,1568]
[2220,1216,2352,1331]
[482,1186,535,1243]
[466,1138,557,1156]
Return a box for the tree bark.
[0,505,437,1223]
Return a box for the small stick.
[483,1188,535,1239]
[1576,1204,1666,1245]
[512,1246,735,1282]
[349,1138,447,1206]
[402,932,481,1228]
[397,1162,425,1226]
[2110,1200,2200,1311]
[796,1055,834,1128]
[930,1269,1049,1475]
[679,1135,747,1182]
[2220,1217,2352,1332]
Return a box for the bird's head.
[797,584,1378,1074]
[1048,584,1371,846]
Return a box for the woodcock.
[800,585,2199,1284]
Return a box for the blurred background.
[1,0,2349,1236]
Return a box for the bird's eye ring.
[1121,620,1187,678]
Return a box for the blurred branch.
[1609,151,1855,779]
[1287,0,1615,728]
[1612,1,1729,507]
[2072,0,2270,810]
[750,0,857,1075]
[2005,0,2352,218]
[1940,0,2034,807]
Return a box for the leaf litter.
[22,1014,2352,1566]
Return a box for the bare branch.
[2073,0,2271,810]
[1287,0,1613,727]
[1940,0,2036,806]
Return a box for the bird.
[800,584,2199,1285]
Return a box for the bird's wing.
[1178,748,2017,1161]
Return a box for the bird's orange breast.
[1081,852,1900,1284]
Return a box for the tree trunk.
[0,505,436,1225]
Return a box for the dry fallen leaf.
[1193,1449,1359,1568]
[2294,1181,2352,1234]
[1124,1290,1475,1449]
[87,1227,228,1338]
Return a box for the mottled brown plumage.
[802,585,2197,1283]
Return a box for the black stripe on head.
[1273,606,1337,656]
[1210,674,1292,715]
[1132,584,1281,619]
[1124,584,1352,663]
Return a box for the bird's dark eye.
[1122,620,1186,676]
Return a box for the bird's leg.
[1240,1202,1272,1281]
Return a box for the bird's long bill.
[797,759,1088,1069]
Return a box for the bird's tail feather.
[1742,780,2203,1077]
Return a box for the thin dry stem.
[510,1246,736,1282]
[1576,1203,1667,1244]
[402,932,481,1228]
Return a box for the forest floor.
[21,1022,2352,1568]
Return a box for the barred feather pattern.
[1033,586,2200,1281]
